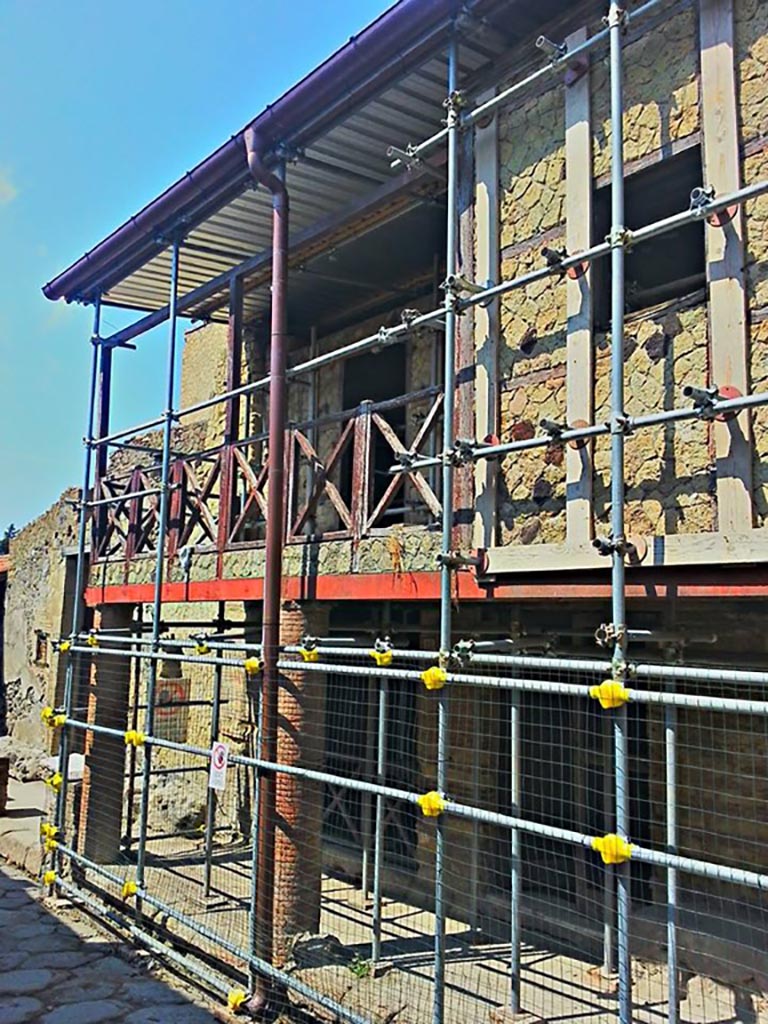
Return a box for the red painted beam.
[84,565,768,607]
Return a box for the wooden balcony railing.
[92,387,443,563]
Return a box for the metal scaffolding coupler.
[690,184,716,216]
[443,273,493,309]
[535,34,567,60]
[604,5,628,31]
[607,225,633,250]
[445,437,476,467]
[592,535,644,565]
[595,622,628,649]
[385,144,444,182]
[436,550,485,570]
[540,418,567,443]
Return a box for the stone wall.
[2,493,78,777]
[492,0,766,547]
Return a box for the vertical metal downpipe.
[608,5,632,1023]
[54,297,102,855]
[244,127,289,1012]
[434,35,459,1024]
[136,239,182,907]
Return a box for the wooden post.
[217,275,244,569]
[565,28,594,548]
[700,0,753,533]
[473,88,500,551]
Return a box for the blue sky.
[0,0,387,529]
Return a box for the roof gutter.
[43,0,470,305]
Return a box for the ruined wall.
[1,493,78,776]
[493,1,729,547]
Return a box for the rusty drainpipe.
[244,124,288,1014]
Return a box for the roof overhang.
[43,0,570,326]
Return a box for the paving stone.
[0,996,45,1024]
[0,950,32,971]
[16,932,83,953]
[118,978,191,1006]
[52,974,120,1003]
[44,948,106,969]
[10,921,60,940]
[123,1004,217,1024]
[90,953,136,978]
[0,967,55,995]
[41,1000,126,1024]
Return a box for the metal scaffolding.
[42,2,768,1023]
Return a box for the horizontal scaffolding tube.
[79,632,263,655]
[56,729,768,891]
[85,487,164,508]
[281,644,768,688]
[87,179,767,454]
[66,643,248,670]
[391,0,669,168]
[274,658,768,715]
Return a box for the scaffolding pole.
[53,296,102,871]
[432,36,460,1024]
[135,237,182,914]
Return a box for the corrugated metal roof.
[98,42,499,325]
[44,0,573,326]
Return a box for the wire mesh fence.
[38,634,768,1023]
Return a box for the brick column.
[272,600,327,963]
[79,604,133,863]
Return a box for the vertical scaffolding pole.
[203,602,226,898]
[434,35,459,1024]
[123,606,144,851]
[608,5,632,1022]
[371,676,388,967]
[508,691,522,1014]
[54,297,102,855]
[666,699,679,1023]
[136,239,182,908]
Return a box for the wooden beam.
[473,87,500,550]
[700,0,753,532]
[564,27,594,548]
[484,529,768,575]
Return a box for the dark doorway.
[341,344,407,520]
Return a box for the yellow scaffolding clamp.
[194,636,211,656]
[227,989,247,1012]
[42,870,57,887]
[244,656,263,678]
[40,823,60,841]
[297,635,320,662]
[420,665,447,691]
[124,730,146,747]
[592,833,633,864]
[589,679,630,709]
[41,706,67,729]
[122,879,138,900]
[85,631,99,649]
[45,772,63,794]
[369,639,393,667]
[417,791,446,817]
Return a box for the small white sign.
[209,741,229,791]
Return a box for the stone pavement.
[0,858,224,1024]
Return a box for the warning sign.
[209,741,229,791]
